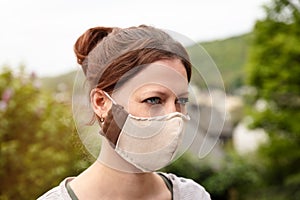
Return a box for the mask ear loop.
[103,91,117,105]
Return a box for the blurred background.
[1,0,300,199]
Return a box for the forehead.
[112,60,188,103]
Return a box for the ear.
[90,88,112,118]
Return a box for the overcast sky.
[0,0,271,77]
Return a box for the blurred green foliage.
[0,67,91,199]
[246,0,300,198]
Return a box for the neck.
[70,162,166,199]
[69,138,170,199]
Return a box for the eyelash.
[176,98,189,105]
[143,97,161,105]
[142,97,189,105]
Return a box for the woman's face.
[111,58,189,117]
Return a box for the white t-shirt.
[38,173,211,200]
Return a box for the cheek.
[127,102,166,117]
[127,102,151,117]
[176,104,187,114]
[126,100,144,116]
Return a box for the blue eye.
[176,98,189,105]
[143,97,162,105]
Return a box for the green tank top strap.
[157,172,174,200]
[66,181,79,200]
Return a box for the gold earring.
[100,115,105,123]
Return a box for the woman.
[38,25,211,200]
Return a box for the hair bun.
[74,27,113,72]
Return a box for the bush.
[0,67,90,199]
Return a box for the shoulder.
[37,178,74,200]
[163,173,211,200]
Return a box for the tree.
[246,0,300,198]
[0,67,91,199]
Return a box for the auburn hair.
[74,25,191,94]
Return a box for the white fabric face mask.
[101,92,190,172]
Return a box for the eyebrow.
[177,91,189,97]
[141,90,189,98]
[141,91,167,97]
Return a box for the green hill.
[41,33,253,93]
[189,33,253,92]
